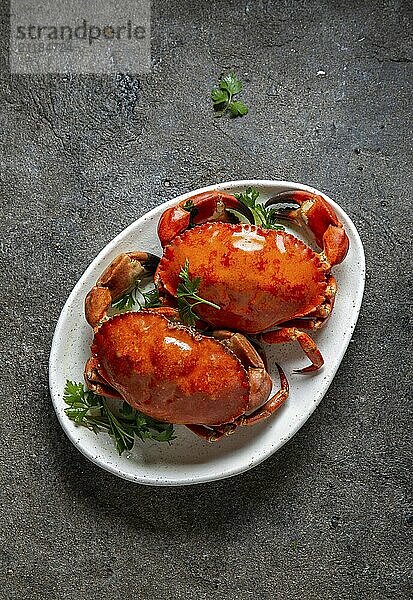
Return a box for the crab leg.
[265,190,349,266]
[261,328,324,373]
[277,318,325,331]
[85,251,160,329]
[158,191,253,247]
[236,363,289,426]
[185,423,236,443]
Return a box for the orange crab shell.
[155,222,328,335]
[91,311,252,426]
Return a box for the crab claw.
[265,190,349,266]
[85,251,160,329]
[261,327,324,373]
[158,191,253,247]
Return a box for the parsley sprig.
[111,284,161,313]
[177,260,221,326]
[211,73,248,118]
[234,187,285,231]
[64,381,175,455]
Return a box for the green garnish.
[140,288,162,308]
[64,381,175,455]
[177,260,221,326]
[211,73,249,118]
[234,187,285,230]
[111,284,161,313]
[182,199,199,228]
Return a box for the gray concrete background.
[1,1,412,598]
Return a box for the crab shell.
[88,310,273,426]
[155,222,329,335]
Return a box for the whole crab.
[84,253,288,442]
[155,188,350,372]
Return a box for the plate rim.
[49,179,366,486]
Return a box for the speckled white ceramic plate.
[49,180,365,486]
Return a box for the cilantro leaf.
[63,381,175,454]
[212,72,248,119]
[219,73,243,95]
[177,259,220,326]
[211,89,229,105]
[141,288,162,308]
[229,100,249,117]
[235,187,259,208]
[234,187,285,231]
[110,282,161,315]
[111,292,135,311]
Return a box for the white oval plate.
[49,180,365,486]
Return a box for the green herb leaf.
[63,381,103,432]
[212,72,248,118]
[111,282,161,315]
[177,259,221,326]
[234,187,285,231]
[183,199,195,212]
[141,288,162,308]
[63,381,175,454]
[229,101,249,117]
[235,187,259,208]
[111,292,136,311]
[219,73,243,95]
[211,88,229,105]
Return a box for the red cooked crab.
[155,189,349,372]
[83,254,288,442]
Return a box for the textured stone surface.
[1,1,412,599]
